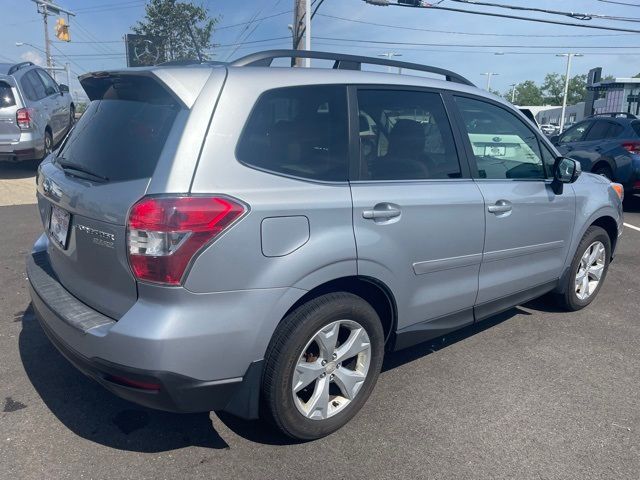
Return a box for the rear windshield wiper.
[56,157,109,183]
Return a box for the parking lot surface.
[1,172,640,479]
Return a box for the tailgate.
[36,73,183,319]
[0,79,21,143]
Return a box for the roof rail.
[8,61,34,75]
[588,112,638,119]
[230,49,474,87]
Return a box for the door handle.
[487,200,512,214]
[362,203,401,220]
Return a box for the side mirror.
[549,134,560,145]
[58,84,69,94]
[551,157,581,194]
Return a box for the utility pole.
[31,1,75,72]
[556,53,583,134]
[480,72,499,91]
[292,0,309,67]
[510,83,517,103]
[378,52,402,73]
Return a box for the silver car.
[0,61,74,162]
[27,51,624,440]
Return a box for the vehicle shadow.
[0,160,39,179]
[18,304,230,452]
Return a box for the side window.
[454,96,546,180]
[19,75,36,101]
[356,89,461,180]
[236,85,348,182]
[24,71,46,100]
[560,121,591,143]
[35,69,59,96]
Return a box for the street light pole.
[378,52,402,73]
[481,72,499,91]
[557,53,583,134]
[510,83,517,103]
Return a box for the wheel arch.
[282,275,397,347]
[591,215,618,256]
[591,158,615,178]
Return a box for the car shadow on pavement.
[19,304,231,452]
[0,161,39,179]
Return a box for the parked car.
[550,113,640,194]
[0,61,74,163]
[28,51,623,441]
[540,123,559,136]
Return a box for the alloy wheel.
[575,241,606,301]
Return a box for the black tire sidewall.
[263,293,385,440]
[565,227,611,310]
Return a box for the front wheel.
[556,226,611,311]
[261,292,384,440]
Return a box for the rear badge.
[76,224,115,249]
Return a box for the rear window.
[58,76,179,182]
[585,120,624,141]
[0,82,15,107]
[236,85,349,182]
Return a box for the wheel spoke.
[292,361,324,393]
[335,327,370,363]
[588,244,601,264]
[314,322,340,359]
[589,264,604,281]
[582,275,590,297]
[305,375,331,420]
[333,368,366,400]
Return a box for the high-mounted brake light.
[16,108,33,129]
[127,196,246,285]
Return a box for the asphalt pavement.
[1,187,640,479]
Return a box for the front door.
[451,95,575,317]
[350,88,485,339]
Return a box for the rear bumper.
[27,235,302,417]
[0,132,44,162]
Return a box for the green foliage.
[133,0,219,62]
[536,73,588,105]
[506,80,544,105]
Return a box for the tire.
[69,105,75,128]
[261,292,385,440]
[593,165,613,181]
[556,226,611,311]
[42,130,53,160]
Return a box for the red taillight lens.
[622,141,640,154]
[127,196,246,285]
[16,108,32,129]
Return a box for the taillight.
[622,141,640,154]
[16,108,32,129]
[127,196,246,285]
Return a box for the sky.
[1,0,640,100]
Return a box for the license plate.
[49,205,70,249]
[484,145,506,157]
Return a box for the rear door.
[37,75,183,318]
[35,69,66,140]
[451,95,575,317]
[350,87,485,336]
[0,78,21,144]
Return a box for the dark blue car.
[551,113,640,197]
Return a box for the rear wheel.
[42,130,53,160]
[261,292,384,440]
[556,226,611,311]
[69,105,75,128]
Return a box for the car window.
[560,121,591,143]
[356,89,461,180]
[454,96,546,180]
[0,82,15,108]
[632,121,640,137]
[236,85,349,182]
[23,71,47,101]
[35,69,59,96]
[584,120,623,141]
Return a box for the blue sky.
[2,0,639,99]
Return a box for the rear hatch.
[0,77,21,144]
[36,73,183,318]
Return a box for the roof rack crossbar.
[8,61,34,75]
[230,50,474,86]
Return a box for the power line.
[391,3,640,33]
[317,12,640,37]
[444,0,640,23]
[596,0,640,6]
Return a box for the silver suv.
[27,51,624,440]
[0,61,74,162]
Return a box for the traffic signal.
[55,18,70,42]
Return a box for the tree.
[507,80,544,105]
[541,73,588,105]
[133,0,218,63]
